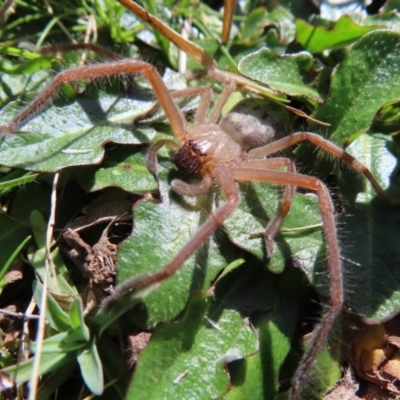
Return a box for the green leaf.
[224,181,323,275]
[2,351,77,384]
[0,77,157,172]
[37,362,77,400]
[0,235,31,284]
[226,268,302,399]
[0,171,38,194]
[238,49,322,101]
[313,30,400,143]
[69,297,90,341]
[30,209,47,249]
[126,291,257,399]
[30,331,85,353]
[77,341,104,396]
[116,175,237,326]
[336,134,400,324]
[241,8,267,42]
[30,244,77,297]
[296,16,380,53]
[0,184,49,271]
[32,281,71,332]
[97,336,133,398]
[77,145,157,194]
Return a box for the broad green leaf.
[0,73,159,172]
[299,329,342,399]
[76,145,157,194]
[0,70,52,105]
[127,291,257,399]
[238,49,322,101]
[335,134,400,324]
[313,30,400,144]
[226,268,302,399]
[241,8,267,42]
[264,6,296,44]
[116,161,237,327]
[293,133,400,325]
[296,16,380,53]
[77,341,104,396]
[225,181,323,275]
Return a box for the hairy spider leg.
[101,163,240,310]
[134,86,213,125]
[136,69,236,126]
[231,164,342,399]
[0,61,188,142]
[245,158,296,257]
[248,131,400,206]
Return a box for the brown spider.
[0,59,396,398]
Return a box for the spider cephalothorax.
[174,140,206,175]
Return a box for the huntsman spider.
[0,59,397,398]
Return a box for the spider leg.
[134,86,213,125]
[0,61,188,143]
[248,131,399,205]
[146,139,180,177]
[206,69,235,123]
[101,164,239,310]
[172,174,213,196]
[245,158,296,258]
[230,166,342,399]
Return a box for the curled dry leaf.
[63,225,118,306]
[352,314,400,395]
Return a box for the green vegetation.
[1,0,400,398]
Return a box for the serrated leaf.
[296,16,379,53]
[238,49,322,101]
[313,30,400,143]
